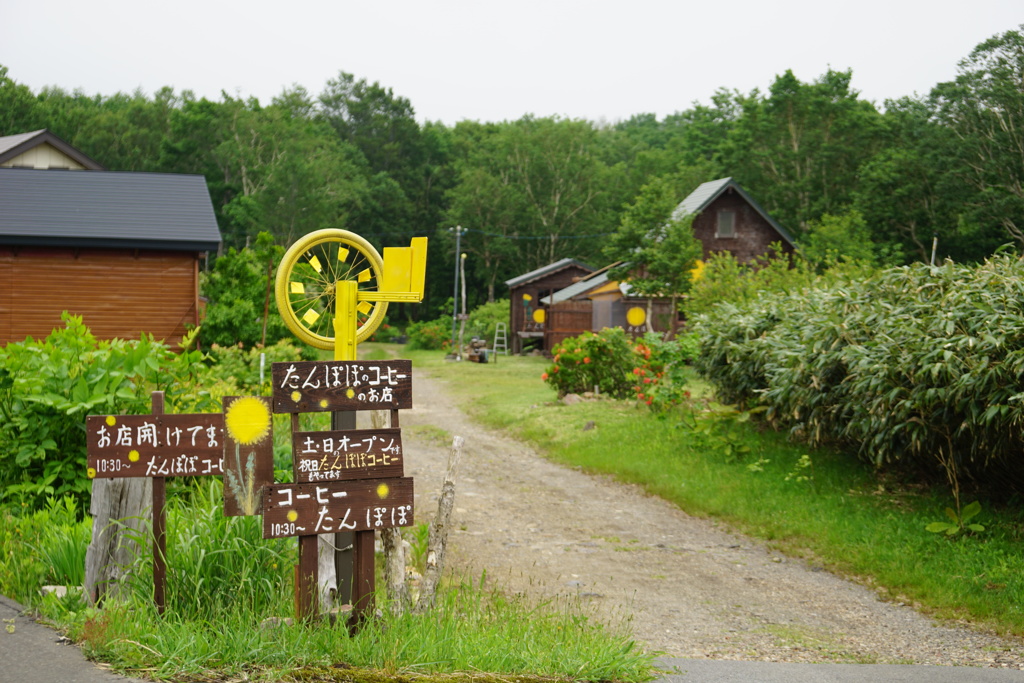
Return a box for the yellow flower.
[225,397,272,446]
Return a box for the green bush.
[694,253,1024,494]
[0,314,212,511]
[204,338,316,396]
[543,328,636,398]
[466,299,509,346]
[200,232,291,349]
[406,317,451,351]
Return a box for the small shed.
[0,130,221,347]
[504,258,594,354]
[542,266,676,350]
[673,177,795,262]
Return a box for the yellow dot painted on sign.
[532,308,546,324]
[128,450,140,462]
[522,293,532,302]
[87,467,97,479]
[346,388,355,399]
[626,307,647,327]
[376,483,390,499]
[291,390,301,402]
[105,415,116,426]
[287,510,298,522]
[319,399,329,409]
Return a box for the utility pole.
[449,226,462,353]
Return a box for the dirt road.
[400,371,1023,668]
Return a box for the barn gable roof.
[673,177,796,248]
[0,168,221,252]
[0,129,105,170]
[504,257,594,288]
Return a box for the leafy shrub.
[0,495,87,602]
[200,232,291,349]
[631,333,693,411]
[406,317,451,351]
[685,245,875,318]
[0,314,211,511]
[204,338,316,395]
[465,299,509,345]
[367,318,403,343]
[694,253,1024,494]
[543,328,636,398]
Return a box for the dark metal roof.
[673,177,796,248]
[504,257,594,288]
[0,168,221,251]
[0,129,105,170]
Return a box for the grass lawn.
[392,344,1024,638]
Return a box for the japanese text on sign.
[293,427,404,483]
[272,360,412,413]
[86,414,225,479]
[262,478,414,539]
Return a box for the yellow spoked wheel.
[275,229,387,350]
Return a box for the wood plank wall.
[0,247,198,347]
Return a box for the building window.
[716,210,736,238]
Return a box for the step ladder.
[492,322,509,357]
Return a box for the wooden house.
[675,177,795,262]
[503,258,594,354]
[0,130,221,347]
[517,178,793,353]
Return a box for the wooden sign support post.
[151,391,166,615]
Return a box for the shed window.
[716,210,736,238]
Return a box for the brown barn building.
[504,258,594,354]
[0,130,221,347]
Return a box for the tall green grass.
[6,475,655,682]
[397,346,1024,637]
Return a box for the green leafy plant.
[927,500,985,536]
[0,314,211,511]
[543,328,636,398]
[406,317,451,351]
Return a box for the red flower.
[583,357,591,364]
[646,398,653,405]
[541,372,549,380]
[643,378,652,384]
[633,368,642,375]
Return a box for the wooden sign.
[294,427,404,483]
[222,396,275,517]
[86,414,224,479]
[271,360,412,413]
[262,478,414,539]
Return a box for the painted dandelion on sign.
[223,396,274,516]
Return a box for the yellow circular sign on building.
[626,307,647,327]
[532,308,546,324]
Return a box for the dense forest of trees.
[2,24,1022,320]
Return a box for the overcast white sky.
[1,1,1021,125]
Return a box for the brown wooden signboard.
[293,427,404,483]
[272,360,412,413]
[86,413,224,479]
[262,477,414,539]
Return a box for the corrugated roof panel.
[0,169,221,251]
[504,257,594,288]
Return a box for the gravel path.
[399,371,1024,669]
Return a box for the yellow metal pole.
[335,280,358,361]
